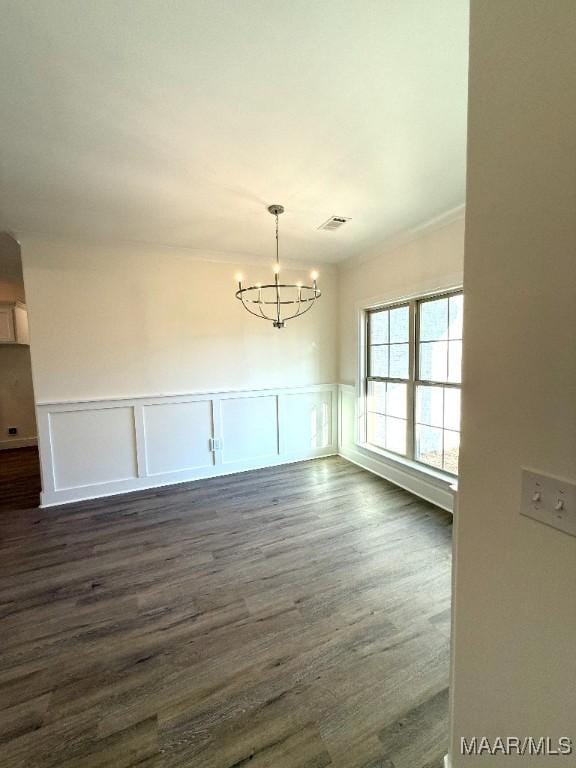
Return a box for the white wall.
[450,2,576,764]
[0,278,37,448]
[334,217,464,513]
[338,216,464,385]
[19,237,338,504]
[21,237,338,403]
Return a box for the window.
[365,290,463,475]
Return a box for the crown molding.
[14,230,335,271]
[339,204,466,271]
[11,206,465,274]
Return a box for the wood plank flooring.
[0,447,41,511]
[0,456,452,768]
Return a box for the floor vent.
[318,215,351,231]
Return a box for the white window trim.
[355,277,463,484]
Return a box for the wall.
[0,279,25,303]
[0,232,23,284]
[20,237,338,505]
[450,2,576,764]
[335,218,464,513]
[338,216,464,384]
[21,238,337,403]
[0,278,37,448]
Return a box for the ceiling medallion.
[235,205,321,328]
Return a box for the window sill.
[355,441,457,489]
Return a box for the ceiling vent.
[318,215,351,231]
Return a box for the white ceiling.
[0,0,469,264]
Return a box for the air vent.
[318,215,351,231]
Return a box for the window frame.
[363,287,463,477]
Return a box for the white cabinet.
[0,302,30,345]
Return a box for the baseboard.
[36,383,340,508]
[41,446,453,511]
[338,444,454,513]
[40,450,337,508]
[0,437,38,450]
[36,380,455,512]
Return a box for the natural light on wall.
[310,402,330,449]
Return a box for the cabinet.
[0,302,30,345]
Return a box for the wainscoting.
[36,383,454,510]
[36,385,338,507]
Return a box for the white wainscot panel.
[37,384,338,507]
[220,395,278,465]
[50,407,137,490]
[144,400,214,475]
[282,391,333,455]
[339,387,356,450]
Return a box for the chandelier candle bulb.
[234,204,322,328]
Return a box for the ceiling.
[0,0,469,264]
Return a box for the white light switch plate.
[521,469,576,537]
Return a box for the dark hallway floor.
[0,446,41,511]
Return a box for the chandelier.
[235,204,321,328]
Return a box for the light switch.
[521,469,576,537]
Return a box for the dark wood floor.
[0,446,41,511]
[0,456,452,768]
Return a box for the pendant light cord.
[275,212,281,323]
[275,213,279,266]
